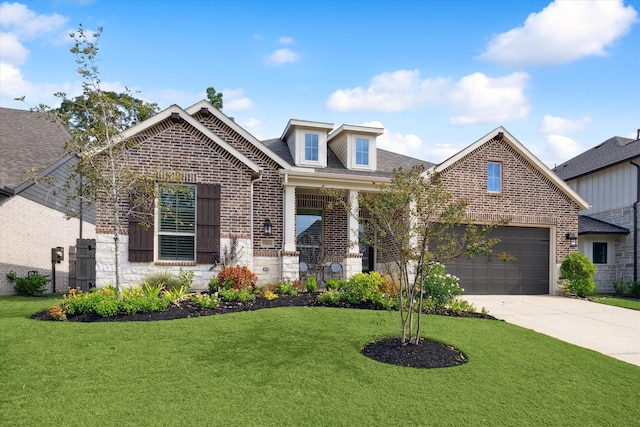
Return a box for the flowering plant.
[421,262,462,309]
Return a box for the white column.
[283,184,297,252]
[347,190,360,254]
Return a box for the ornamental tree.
[328,165,506,345]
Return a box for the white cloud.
[479,0,638,67]
[0,31,29,66]
[361,120,423,157]
[327,69,530,126]
[265,48,298,66]
[326,69,449,112]
[278,36,294,44]
[544,134,584,164]
[222,88,253,112]
[241,117,264,139]
[447,72,530,125]
[0,2,67,39]
[540,115,591,134]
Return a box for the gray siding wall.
[19,156,96,224]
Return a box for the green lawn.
[591,295,640,311]
[1,296,638,426]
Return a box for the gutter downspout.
[631,159,640,282]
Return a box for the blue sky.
[1,0,639,168]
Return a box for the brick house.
[94,101,587,295]
[554,135,640,292]
[0,107,96,295]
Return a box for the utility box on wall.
[51,246,64,263]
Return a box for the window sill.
[154,261,197,267]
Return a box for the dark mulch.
[31,293,495,369]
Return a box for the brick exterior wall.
[438,136,580,274]
[94,112,285,288]
[0,196,95,295]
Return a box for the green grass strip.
[1,296,639,426]
[590,295,640,311]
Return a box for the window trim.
[355,137,370,166]
[592,241,608,264]
[304,132,319,162]
[156,184,197,262]
[487,162,502,193]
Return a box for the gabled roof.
[579,215,630,235]
[0,107,71,192]
[433,126,590,210]
[116,104,262,177]
[553,136,640,181]
[185,100,292,169]
[262,138,433,178]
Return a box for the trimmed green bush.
[6,271,50,296]
[560,252,596,297]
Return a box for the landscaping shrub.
[560,252,596,297]
[342,272,384,302]
[317,290,341,305]
[208,277,219,293]
[217,265,258,290]
[144,272,182,292]
[421,262,462,309]
[274,281,298,296]
[613,279,640,298]
[325,278,341,291]
[6,271,50,296]
[191,292,219,309]
[305,276,318,293]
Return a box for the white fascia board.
[116,104,261,175]
[328,124,384,141]
[280,169,389,192]
[432,126,590,210]
[185,100,292,169]
[280,118,334,140]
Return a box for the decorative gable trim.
[114,105,262,177]
[433,126,590,211]
[185,100,292,169]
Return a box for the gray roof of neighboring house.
[578,215,630,235]
[0,107,70,191]
[553,136,640,181]
[262,138,434,177]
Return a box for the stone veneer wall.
[589,207,637,291]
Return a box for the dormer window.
[328,124,382,172]
[305,133,319,162]
[355,138,369,166]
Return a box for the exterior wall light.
[263,218,272,236]
[565,233,578,248]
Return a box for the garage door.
[445,226,549,294]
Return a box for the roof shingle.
[0,107,70,190]
[553,136,640,180]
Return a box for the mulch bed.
[31,293,496,369]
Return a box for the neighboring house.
[0,107,96,295]
[93,101,587,295]
[554,135,640,292]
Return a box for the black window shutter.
[128,193,154,262]
[196,183,221,264]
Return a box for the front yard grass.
[1,296,638,426]
[590,295,640,311]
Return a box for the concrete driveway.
[463,295,640,367]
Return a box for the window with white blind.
[158,184,196,261]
